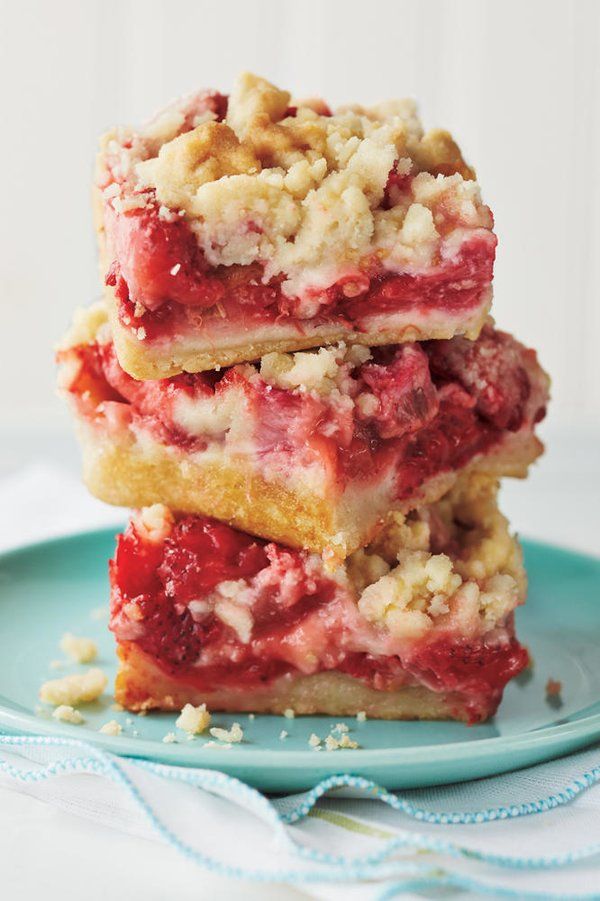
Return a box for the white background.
[0,1,598,898]
[1,0,599,438]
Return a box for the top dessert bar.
[95,73,497,379]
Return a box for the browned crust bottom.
[77,419,542,557]
[115,643,484,722]
[104,281,490,380]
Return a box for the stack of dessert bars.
[58,74,549,724]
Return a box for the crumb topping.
[354,474,523,638]
[40,668,108,707]
[133,504,174,543]
[358,551,463,638]
[101,73,492,306]
[260,342,371,395]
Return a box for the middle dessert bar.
[58,305,549,557]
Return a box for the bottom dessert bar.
[110,474,528,724]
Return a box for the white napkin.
[1,464,599,899]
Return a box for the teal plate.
[0,529,599,792]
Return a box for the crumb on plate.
[546,678,562,696]
[209,722,243,744]
[176,702,211,735]
[99,720,122,736]
[52,705,84,725]
[60,632,98,664]
[39,668,107,707]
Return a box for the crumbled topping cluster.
[99,73,492,305]
[354,474,523,638]
[134,503,175,544]
[260,342,371,395]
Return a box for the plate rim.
[1,527,599,772]
[2,699,600,772]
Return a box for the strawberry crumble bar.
[58,305,548,557]
[96,73,497,379]
[53,67,552,731]
[110,475,528,723]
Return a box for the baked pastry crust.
[103,279,492,381]
[77,418,542,559]
[115,645,490,722]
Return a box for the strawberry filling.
[106,205,495,341]
[339,635,528,720]
[62,324,545,500]
[109,513,527,722]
